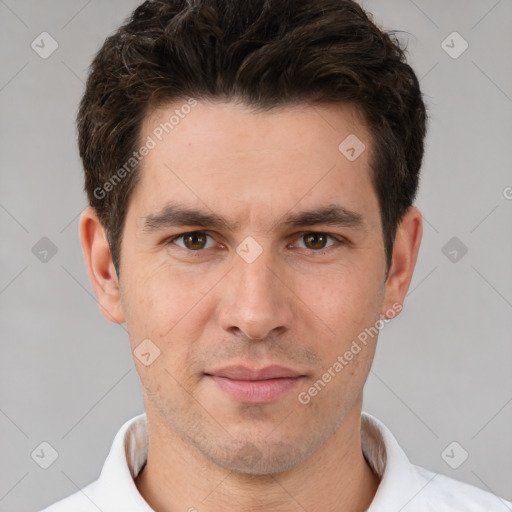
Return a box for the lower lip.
[208,375,304,404]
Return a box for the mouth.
[204,365,306,404]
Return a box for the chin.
[202,438,313,476]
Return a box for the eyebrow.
[142,203,366,233]
[282,205,365,230]
[143,205,238,232]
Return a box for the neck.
[135,400,380,512]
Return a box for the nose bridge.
[235,238,281,306]
[220,237,292,339]
[236,247,276,300]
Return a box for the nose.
[217,243,294,340]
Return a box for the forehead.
[130,100,379,230]
[142,99,370,159]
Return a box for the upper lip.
[206,365,303,380]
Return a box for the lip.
[207,364,303,380]
[205,365,305,404]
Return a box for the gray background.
[1,0,511,510]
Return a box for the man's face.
[118,100,392,474]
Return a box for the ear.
[381,206,423,318]
[79,207,125,323]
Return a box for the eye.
[293,232,341,252]
[171,231,216,251]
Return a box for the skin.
[80,100,422,512]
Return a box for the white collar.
[44,411,511,511]
[92,411,432,511]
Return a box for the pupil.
[305,233,326,249]
[185,233,205,250]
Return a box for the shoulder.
[37,413,149,512]
[414,465,512,511]
[361,412,511,511]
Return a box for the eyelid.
[168,231,218,250]
[290,231,346,251]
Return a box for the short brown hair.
[78,0,427,274]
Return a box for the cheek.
[295,261,383,337]
[121,259,225,356]
[121,263,209,397]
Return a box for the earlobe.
[79,207,125,324]
[381,206,423,318]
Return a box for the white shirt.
[40,412,511,512]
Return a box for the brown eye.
[173,232,214,251]
[303,232,329,250]
[292,232,341,253]
[184,233,206,250]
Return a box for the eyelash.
[166,231,346,257]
